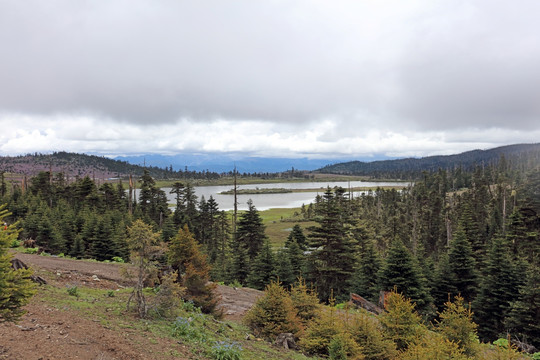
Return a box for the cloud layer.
[1,1,539,158]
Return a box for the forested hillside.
[1,150,539,358]
[318,143,540,179]
[0,151,220,180]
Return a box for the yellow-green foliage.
[399,332,471,360]
[435,295,479,357]
[0,205,36,322]
[349,310,398,360]
[476,339,529,360]
[151,270,185,319]
[378,290,426,351]
[290,278,320,325]
[300,307,363,359]
[244,280,303,339]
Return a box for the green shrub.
[23,247,38,254]
[532,352,540,360]
[67,286,79,297]
[244,281,303,340]
[328,335,348,360]
[493,338,509,349]
[9,239,20,248]
[210,341,243,360]
[112,256,124,263]
[171,317,204,341]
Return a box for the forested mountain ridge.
[0,151,219,180]
[318,143,540,178]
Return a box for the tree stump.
[11,258,47,285]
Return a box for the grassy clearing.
[260,208,316,248]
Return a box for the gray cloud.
[1,0,539,158]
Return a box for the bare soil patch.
[1,253,263,360]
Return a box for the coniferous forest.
[1,150,539,358]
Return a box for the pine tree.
[125,219,161,318]
[285,238,305,280]
[446,227,477,303]
[307,187,357,302]
[244,280,303,339]
[505,262,540,348]
[286,224,307,250]
[435,295,479,357]
[168,226,218,314]
[0,205,36,322]
[274,248,295,288]
[379,290,426,351]
[350,238,381,303]
[473,236,521,341]
[247,239,277,290]
[378,239,431,313]
[236,199,267,260]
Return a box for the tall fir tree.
[307,187,357,302]
[236,199,267,260]
[247,239,277,290]
[350,238,381,303]
[505,262,540,348]
[378,239,432,313]
[473,236,521,341]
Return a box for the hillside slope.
[0,152,218,180]
[317,143,540,177]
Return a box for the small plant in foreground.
[67,286,79,297]
[210,341,242,360]
[171,317,204,341]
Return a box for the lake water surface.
[159,181,408,211]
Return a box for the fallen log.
[350,293,384,315]
[11,258,47,285]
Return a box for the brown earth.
[0,253,263,360]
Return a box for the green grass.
[34,276,318,360]
[260,208,316,248]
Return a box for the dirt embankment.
[0,253,263,360]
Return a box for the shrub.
[435,295,479,356]
[9,239,20,248]
[151,271,185,318]
[210,341,242,360]
[112,256,124,263]
[171,317,204,341]
[379,290,426,351]
[290,278,320,325]
[349,310,397,360]
[244,281,303,340]
[328,334,361,360]
[399,332,469,360]
[23,247,39,254]
[300,308,361,359]
[67,286,79,297]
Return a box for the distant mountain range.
[317,143,540,176]
[0,143,538,180]
[112,153,367,173]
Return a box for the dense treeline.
[2,153,539,350]
[318,142,540,179]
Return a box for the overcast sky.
[1,0,539,160]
